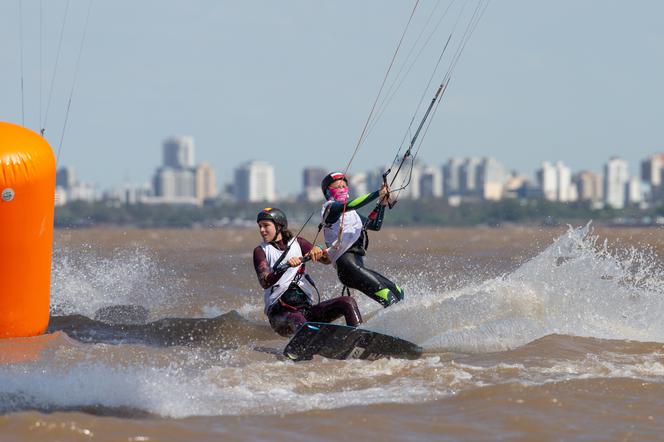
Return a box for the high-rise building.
[555,161,573,202]
[503,172,532,198]
[604,157,629,209]
[148,135,217,205]
[443,157,464,196]
[460,157,481,196]
[420,165,443,198]
[234,160,276,202]
[574,171,603,203]
[54,166,97,205]
[537,161,575,202]
[67,182,97,202]
[56,166,76,189]
[537,161,558,201]
[641,153,664,187]
[105,182,153,205]
[163,136,195,169]
[153,167,196,200]
[478,157,506,201]
[302,167,327,202]
[626,176,642,206]
[641,153,664,202]
[152,136,198,202]
[195,161,217,201]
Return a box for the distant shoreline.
[54,199,664,229]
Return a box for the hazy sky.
[1,1,663,196]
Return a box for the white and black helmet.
[320,172,347,198]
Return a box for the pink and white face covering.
[329,186,349,203]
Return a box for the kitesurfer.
[253,207,363,337]
[320,172,404,307]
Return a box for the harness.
[272,265,310,312]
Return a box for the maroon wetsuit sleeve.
[297,237,314,255]
[253,246,284,289]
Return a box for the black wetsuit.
[324,191,404,307]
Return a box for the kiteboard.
[283,322,423,362]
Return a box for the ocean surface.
[2,224,664,441]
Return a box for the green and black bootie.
[371,285,405,308]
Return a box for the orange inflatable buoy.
[0,122,55,338]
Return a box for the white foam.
[0,351,456,418]
[367,224,664,352]
[51,245,181,318]
[6,347,661,418]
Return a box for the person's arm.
[296,237,313,255]
[253,246,285,289]
[324,190,381,224]
[364,204,386,231]
[297,237,331,265]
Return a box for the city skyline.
[1,2,663,195]
[55,134,662,211]
[54,131,661,203]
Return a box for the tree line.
[53,199,660,229]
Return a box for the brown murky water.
[2,225,664,440]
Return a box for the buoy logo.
[2,188,15,202]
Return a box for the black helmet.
[321,172,348,198]
[256,207,288,230]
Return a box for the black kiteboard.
[283,322,423,362]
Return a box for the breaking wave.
[368,223,664,352]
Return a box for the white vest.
[321,200,364,264]
[260,239,313,314]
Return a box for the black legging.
[335,251,403,308]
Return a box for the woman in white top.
[252,208,362,337]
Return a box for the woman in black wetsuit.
[320,172,404,308]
